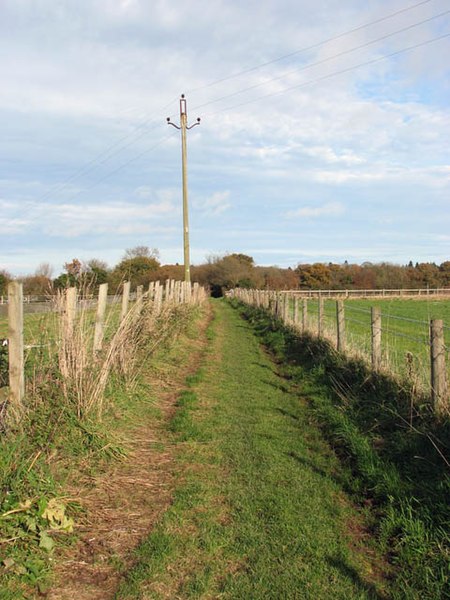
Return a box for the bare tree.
[123,246,160,261]
[35,262,54,279]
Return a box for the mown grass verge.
[233,300,449,599]
[0,303,199,598]
[117,300,393,599]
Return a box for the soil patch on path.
[47,305,212,600]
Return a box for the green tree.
[85,259,109,288]
[439,261,450,286]
[415,263,440,287]
[296,263,331,289]
[109,255,160,291]
[0,270,12,295]
[53,258,82,289]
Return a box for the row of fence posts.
[5,279,205,419]
[232,289,448,417]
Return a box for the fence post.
[430,319,448,416]
[293,297,299,328]
[121,281,131,321]
[154,281,162,315]
[371,307,382,370]
[93,283,108,354]
[302,298,308,332]
[8,282,24,419]
[136,284,144,312]
[148,281,155,301]
[65,287,77,334]
[336,300,345,352]
[283,294,289,324]
[193,282,199,304]
[318,296,324,337]
[186,281,192,304]
[164,280,170,304]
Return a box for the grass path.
[117,300,388,599]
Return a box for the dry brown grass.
[54,286,203,421]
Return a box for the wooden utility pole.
[167,95,201,283]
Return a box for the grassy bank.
[236,300,449,599]
[117,300,390,599]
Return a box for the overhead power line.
[61,30,449,204]
[191,8,450,113]
[34,0,447,205]
[36,96,178,203]
[35,0,440,204]
[54,130,178,204]
[202,31,450,118]
[187,0,437,93]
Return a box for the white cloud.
[1,0,449,273]
[0,198,177,238]
[194,191,231,216]
[286,201,345,219]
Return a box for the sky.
[0,0,449,276]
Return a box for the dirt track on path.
[47,305,211,600]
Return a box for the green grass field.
[0,303,123,386]
[300,297,450,394]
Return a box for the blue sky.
[1,0,449,276]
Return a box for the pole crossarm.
[166,94,201,284]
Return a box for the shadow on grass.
[230,300,450,600]
[287,450,346,490]
[326,556,386,600]
[276,407,300,421]
[238,303,449,520]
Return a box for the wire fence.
[230,289,449,418]
[0,280,207,425]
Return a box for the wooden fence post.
[430,319,448,416]
[154,282,162,315]
[193,282,199,304]
[294,297,299,328]
[8,282,24,418]
[148,281,155,301]
[65,287,77,334]
[318,296,324,337]
[93,283,108,355]
[302,298,308,332]
[371,307,381,370]
[277,293,282,319]
[164,280,170,304]
[336,300,345,352]
[136,285,144,312]
[283,294,289,324]
[121,281,131,321]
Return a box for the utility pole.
[167,95,200,283]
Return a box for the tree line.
[1,247,449,297]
